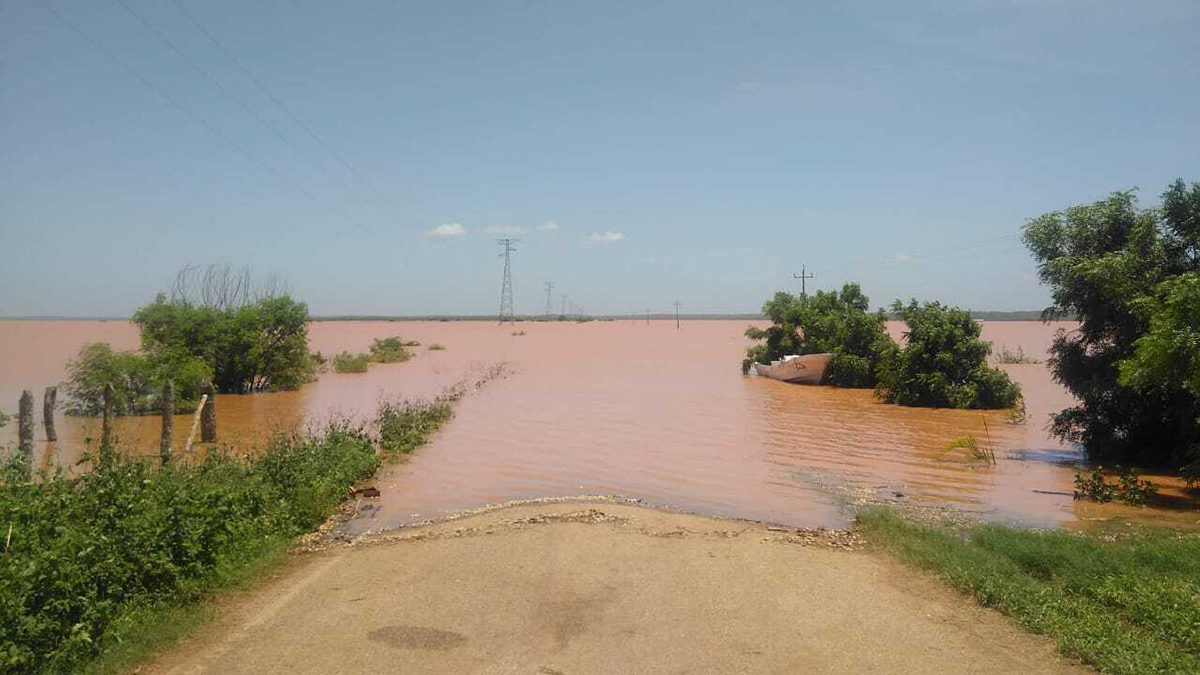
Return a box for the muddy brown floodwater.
[1,319,1196,531]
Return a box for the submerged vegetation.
[1073,467,1159,506]
[64,342,210,416]
[742,283,891,387]
[428,343,446,351]
[331,351,370,374]
[744,285,1021,410]
[0,393,465,673]
[859,508,1200,674]
[368,337,414,363]
[876,300,1022,410]
[1023,179,1200,471]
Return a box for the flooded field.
[1,319,1196,531]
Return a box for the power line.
[167,0,368,184]
[673,300,682,328]
[793,265,813,299]
[36,0,314,200]
[115,0,345,191]
[496,238,518,324]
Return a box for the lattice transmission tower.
[496,238,518,324]
[543,281,554,317]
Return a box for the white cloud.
[423,223,467,238]
[537,221,559,232]
[482,225,526,235]
[894,252,912,261]
[587,231,625,244]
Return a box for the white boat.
[752,353,833,384]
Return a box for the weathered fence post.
[200,381,216,443]
[160,379,174,466]
[18,390,34,468]
[43,386,57,442]
[100,383,115,462]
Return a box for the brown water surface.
[1,319,1196,531]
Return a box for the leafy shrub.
[427,343,446,351]
[63,342,210,416]
[367,337,412,363]
[376,399,453,459]
[743,283,891,387]
[331,352,370,373]
[0,424,378,673]
[875,300,1021,409]
[1073,467,1159,505]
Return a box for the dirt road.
[148,501,1086,674]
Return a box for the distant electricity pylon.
[673,300,682,328]
[543,281,554,317]
[496,238,518,324]
[561,295,567,317]
[793,265,814,299]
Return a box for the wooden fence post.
[160,379,174,466]
[18,390,34,468]
[100,383,115,462]
[43,386,57,442]
[200,381,216,443]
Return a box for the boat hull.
[752,353,833,385]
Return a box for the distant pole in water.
[100,383,115,462]
[793,265,814,299]
[543,281,554,318]
[496,238,519,324]
[673,300,682,329]
[43,386,57,442]
[645,309,651,326]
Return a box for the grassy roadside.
[1,399,457,674]
[856,508,1200,674]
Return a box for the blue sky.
[2,0,1197,317]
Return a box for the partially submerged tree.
[1023,179,1200,468]
[132,267,316,394]
[743,283,892,387]
[875,300,1021,409]
[63,342,209,416]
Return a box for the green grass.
[331,351,370,373]
[857,508,1200,674]
[427,343,445,351]
[376,399,454,460]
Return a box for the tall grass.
[858,508,1200,673]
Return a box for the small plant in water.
[993,344,1041,364]
[368,337,412,363]
[511,330,526,336]
[332,351,370,373]
[1073,466,1158,505]
[943,418,997,465]
[427,343,445,351]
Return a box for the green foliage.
[993,345,1040,364]
[742,283,892,386]
[875,300,1021,409]
[367,337,412,363]
[858,508,1200,674]
[376,399,453,460]
[331,351,370,373]
[427,343,446,351]
[0,424,379,674]
[132,293,315,394]
[1073,467,1159,506]
[944,425,997,465]
[63,343,209,416]
[1023,180,1200,468]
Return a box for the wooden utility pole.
[793,265,814,299]
[673,301,682,329]
[200,381,216,443]
[18,391,34,467]
[160,380,174,466]
[645,309,650,326]
[42,387,57,442]
[100,383,115,462]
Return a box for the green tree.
[875,300,1021,409]
[63,342,209,416]
[1023,180,1200,467]
[132,293,315,394]
[743,283,892,387]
